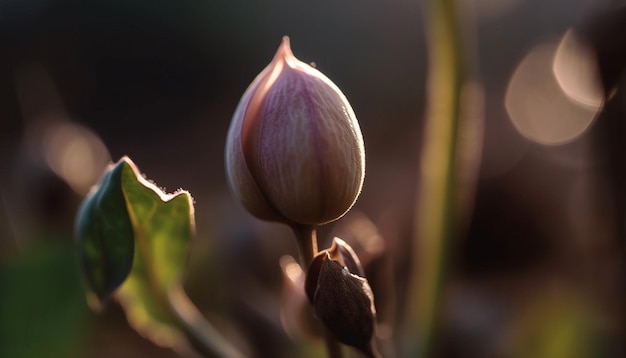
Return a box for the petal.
[225,51,284,221]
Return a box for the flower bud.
[305,238,379,357]
[225,36,365,225]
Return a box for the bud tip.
[272,36,294,64]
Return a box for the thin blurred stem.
[291,224,344,358]
[406,0,467,356]
[168,284,246,358]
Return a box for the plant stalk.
[406,0,469,356]
[292,223,318,268]
[168,284,246,358]
[291,223,344,358]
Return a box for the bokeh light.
[26,121,111,195]
[505,41,600,145]
[42,123,110,195]
[553,29,604,109]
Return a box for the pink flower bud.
[225,37,365,225]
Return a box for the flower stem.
[407,0,468,356]
[167,284,246,358]
[292,223,318,267]
[291,223,344,358]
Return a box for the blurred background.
[0,0,624,357]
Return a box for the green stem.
[167,284,246,358]
[407,0,467,356]
[291,224,344,358]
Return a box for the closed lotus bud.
[225,36,365,225]
[305,238,379,357]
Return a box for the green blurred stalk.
[167,285,246,358]
[406,0,472,356]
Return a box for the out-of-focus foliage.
[0,245,89,358]
[509,287,605,358]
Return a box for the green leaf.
[75,158,135,306]
[115,157,195,348]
